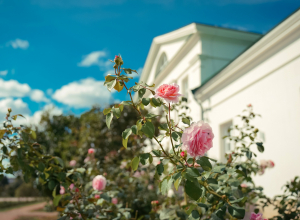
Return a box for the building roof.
[192,7,300,99]
[139,22,262,86]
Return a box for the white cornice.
[194,9,300,101]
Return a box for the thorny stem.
[167,104,177,156]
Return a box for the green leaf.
[106,112,113,129]
[171,132,180,142]
[186,167,200,178]
[151,98,161,107]
[189,210,200,220]
[145,113,159,119]
[122,138,128,149]
[158,123,169,130]
[103,108,111,115]
[197,157,212,171]
[112,107,121,119]
[131,157,140,171]
[55,157,65,168]
[182,118,190,125]
[48,180,57,191]
[256,142,264,152]
[142,98,150,106]
[156,163,164,175]
[123,68,137,74]
[138,88,146,99]
[106,79,117,91]
[160,178,170,195]
[53,195,62,206]
[122,128,132,140]
[211,165,226,173]
[38,162,45,172]
[228,205,245,218]
[58,173,66,181]
[174,177,181,190]
[31,130,36,139]
[76,168,86,173]
[141,122,155,138]
[131,125,138,135]
[185,179,202,201]
[152,150,161,157]
[246,151,252,159]
[149,154,153,164]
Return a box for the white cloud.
[29,104,63,126]
[0,70,8,76]
[46,88,53,95]
[30,89,50,103]
[0,79,31,97]
[78,51,107,67]
[7,39,29,50]
[52,78,112,108]
[0,98,30,120]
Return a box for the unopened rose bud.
[113,64,118,69]
[8,108,12,113]
[180,151,186,159]
[114,55,123,66]
[247,104,252,107]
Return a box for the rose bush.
[0,55,299,219]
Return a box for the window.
[220,120,234,162]
[155,52,168,77]
[182,76,189,98]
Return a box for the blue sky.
[0,0,299,124]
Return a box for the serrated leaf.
[112,107,121,119]
[103,108,111,115]
[158,123,168,130]
[171,132,180,142]
[131,157,139,171]
[142,98,150,106]
[151,98,161,106]
[122,128,132,140]
[122,138,128,149]
[106,112,113,129]
[141,122,155,138]
[197,157,212,171]
[256,142,264,152]
[185,179,202,201]
[182,118,190,125]
[106,79,117,91]
[138,88,146,99]
[114,81,124,92]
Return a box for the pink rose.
[69,160,76,167]
[240,183,247,188]
[92,175,107,191]
[133,171,141,178]
[157,161,161,165]
[120,161,127,169]
[250,212,263,220]
[155,83,182,103]
[148,185,154,190]
[59,186,65,195]
[182,121,214,157]
[88,148,95,154]
[247,104,252,107]
[84,157,90,163]
[69,183,74,190]
[95,194,100,199]
[267,160,275,168]
[112,198,118,204]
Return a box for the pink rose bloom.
[157,161,161,165]
[84,157,90,163]
[250,212,263,220]
[69,160,76,167]
[69,183,74,190]
[182,121,214,157]
[155,83,182,103]
[240,183,247,188]
[95,194,100,199]
[92,175,107,191]
[148,184,154,190]
[59,186,65,195]
[267,160,275,168]
[247,104,252,107]
[133,171,141,178]
[112,198,118,204]
[260,160,268,168]
[88,148,95,154]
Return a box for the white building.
[139,9,300,198]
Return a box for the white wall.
[202,36,300,197]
